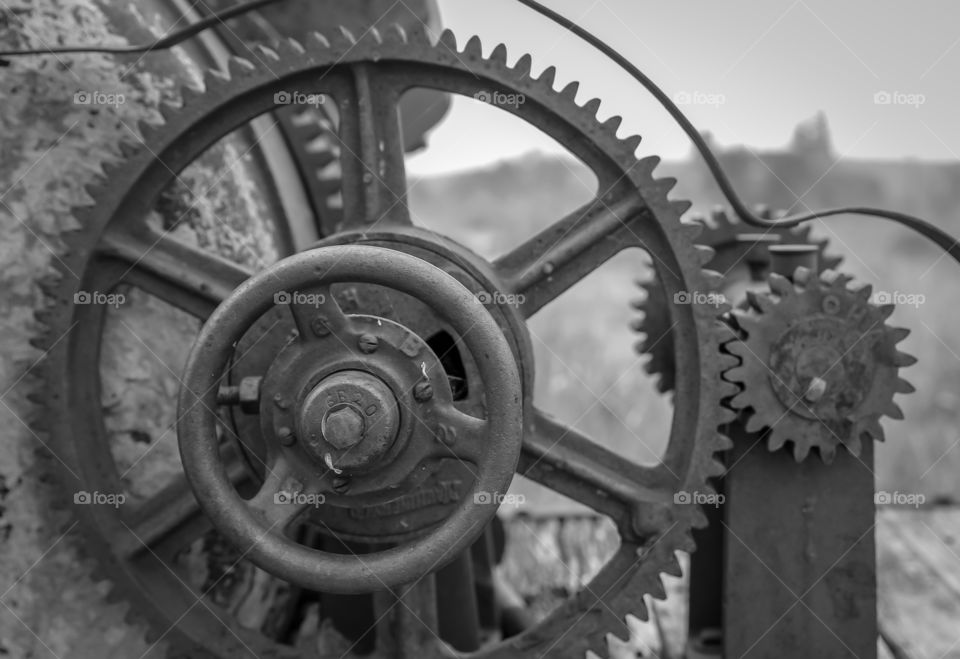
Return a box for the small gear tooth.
[636,155,661,178]
[894,351,918,367]
[895,378,916,394]
[746,291,775,314]
[702,269,724,290]
[559,80,580,100]
[767,272,793,297]
[254,44,280,61]
[680,220,704,240]
[706,457,726,478]
[728,389,751,410]
[694,244,715,265]
[885,402,905,420]
[716,431,735,450]
[866,417,886,441]
[719,380,740,398]
[602,114,623,135]
[711,206,730,227]
[852,282,873,300]
[629,297,645,311]
[178,83,204,106]
[622,134,642,153]
[538,65,558,88]
[744,413,768,434]
[671,199,693,217]
[513,53,533,77]
[719,352,740,370]
[338,25,359,45]
[463,34,483,57]
[889,327,911,343]
[723,365,747,386]
[819,442,838,463]
[367,26,384,45]
[227,55,255,77]
[792,266,812,286]
[877,303,896,319]
[629,320,644,334]
[309,31,331,48]
[581,97,601,116]
[677,532,697,553]
[285,36,307,54]
[652,176,677,197]
[490,42,508,63]
[29,335,50,351]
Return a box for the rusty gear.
[34,25,737,658]
[632,206,842,393]
[723,267,916,462]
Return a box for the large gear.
[34,24,737,658]
[632,206,842,394]
[723,267,916,462]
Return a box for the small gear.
[632,206,842,393]
[723,267,916,462]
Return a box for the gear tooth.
[681,220,704,240]
[622,134,642,153]
[309,31,331,48]
[536,65,558,88]
[629,320,645,334]
[702,269,724,290]
[629,297,645,311]
[227,55,255,78]
[602,114,623,135]
[367,26,384,45]
[463,34,483,57]
[513,53,533,77]
[677,532,697,553]
[26,390,46,405]
[581,97,601,116]
[437,28,458,51]
[895,378,916,394]
[847,433,865,455]
[338,25,359,45]
[117,140,140,159]
[819,442,838,464]
[693,244,715,266]
[559,80,579,100]
[852,282,873,301]
[885,403,905,420]
[716,431,735,450]
[767,272,793,297]
[728,390,751,410]
[744,413,768,434]
[653,176,677,197]
[636,155,661,178]
[894,351,918,367]
[878,303,896,319]
[865,417,885,441]
[136,118,161,144]
[254,44,280,61]
[706,457,726,477]
[670,199,693,218]
[723,364,746,384]
[284,36,307,54]
[746,291,775,314]
[889,327,911,343]
[490,42,508,64]
[718,380,740,399]
[382,22,409,44]
[710,206,730,227]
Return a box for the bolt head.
[310,316,331,337]
[278,426,296,446]
[322,406,365,450]
[358,333,379,354]
[332,477,350,493]
[414,381,434,402]
[273,393,290,410]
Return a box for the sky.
[407,0,960,174]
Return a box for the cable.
[514,0,960,264]
[0,0,285,57]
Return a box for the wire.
[0,0,285,57]
[514,0,960,264]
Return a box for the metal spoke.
[424,403,486,466]
[338,62,411,228]
[284,284,353,340]
[99,226,251,318]
[372,576,448,658]
[493,195,645,317]
[245,457,309,530]
[519,408,674,519]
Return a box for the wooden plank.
[878,508,960,659]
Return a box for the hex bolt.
[332,477,350,494]
[414,381,434,402]
[278,426,296,446]
[804,377,828,403]
[273,393,290,410]
[357,333,380,354]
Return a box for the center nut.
[297,370,401,472]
